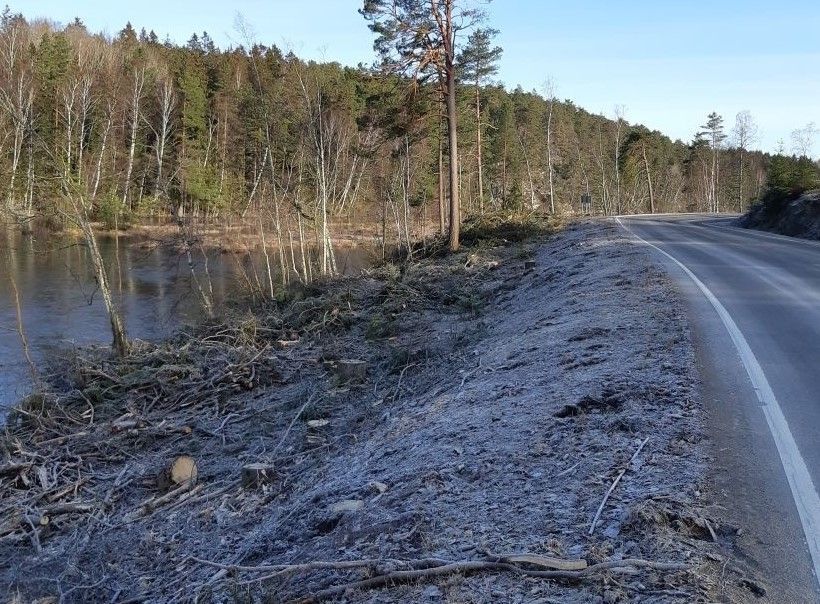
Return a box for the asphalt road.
[618,214,820,603]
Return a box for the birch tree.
[58,152,130,356]
[791,122,817,159]
[613,105,625,215]
[122,64,146,211]
[542,78,557,214]
[151,70,175,199]
[0,14,32,214]
[731,110,757,211]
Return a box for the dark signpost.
[580,193,592,215]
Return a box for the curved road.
[618,215,820,602]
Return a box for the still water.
[0,230,371,413]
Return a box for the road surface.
[618,214,820,603]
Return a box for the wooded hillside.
[0,9,772,245]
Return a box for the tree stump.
[335,359,367,383]
[241,463,277,488]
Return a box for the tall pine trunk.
[438,98,447,234]
[444,25,460,252]
[475,82,484,214]
[547,96,555,214]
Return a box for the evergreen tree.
[361,0,486,251]
[699,112,726,212]
[458,28,501,213]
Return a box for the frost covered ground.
[2,221,761,602]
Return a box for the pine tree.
[361,0,487,251]
[457,28,501,213]
[699,112,726,212]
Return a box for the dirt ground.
[1,220,764,603]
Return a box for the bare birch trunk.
[92,101,113,200]
[153,78,175,198]
[73,196,129,356]
[613,106,624,215]
[122,67,145,212]
[642,144,655,214]
[4,75,32,212]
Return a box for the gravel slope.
[282,220,715,603]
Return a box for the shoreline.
[4,214,434,255]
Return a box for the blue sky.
[16,0,820,154]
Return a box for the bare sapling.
[61,181,129,357]
[4,243,38,386]
[177,218,215,318]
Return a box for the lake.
[0,228,374,414]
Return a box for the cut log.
[241,463,277,488]
[171,455,197,485]
[306,419,330,429]
[524,260,537,270]
[496,552,587,571]
[157,455,198,491]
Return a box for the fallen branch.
[589,436,650,535]
[125,480,194,521]
[0,462,32,476]
[193,552,684,601]
[193,556,448,579]
[289,557,686,603]
[489,552,587,571]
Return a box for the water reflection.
[0,229,373,413]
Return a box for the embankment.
[739,190,820,240]
[0,219,760,602]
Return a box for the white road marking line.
[616,217,820,589]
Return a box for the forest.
[0,5,797,265]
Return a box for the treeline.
[0,8,781,249]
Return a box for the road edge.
[615,216,820,592]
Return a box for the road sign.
[580,193,592,215]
